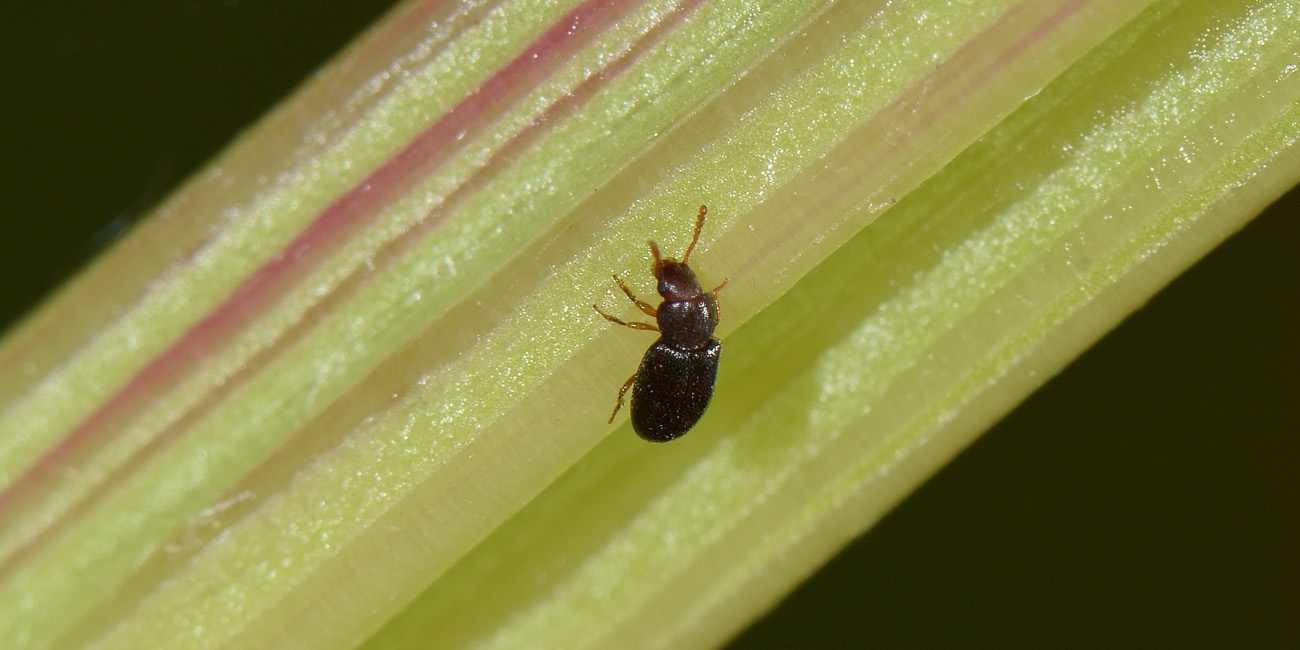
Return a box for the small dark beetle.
[594,204,727,442]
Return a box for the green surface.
[1,0,1297,648]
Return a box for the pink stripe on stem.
[0,0,635,515]
[0,0,691,589]
[990,0,1089,71]
[395,0,712,249]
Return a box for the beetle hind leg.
[608,373,637,423]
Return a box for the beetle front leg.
[613,274,657,317]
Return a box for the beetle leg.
[607,372,637,423]
[613,273,657,317]
[710,277,729,298]
[593,304,659,331]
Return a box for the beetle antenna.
[648,239,663,275]
[682,204,707,263]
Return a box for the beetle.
[594,204,727,442]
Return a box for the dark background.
[2,3,1296,648]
